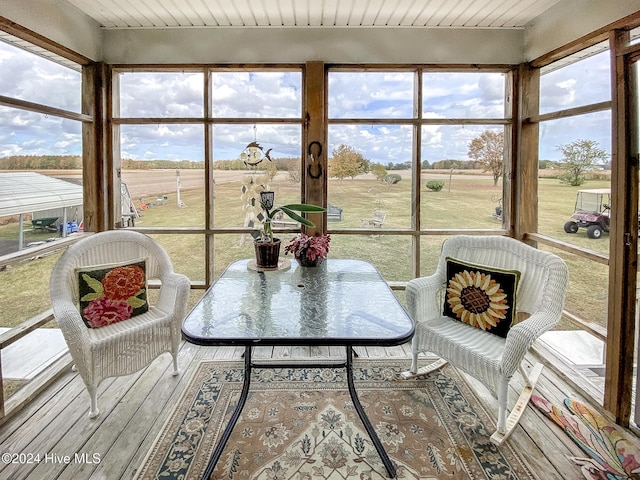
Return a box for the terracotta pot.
[254,238,281,269]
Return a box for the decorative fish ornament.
[240,141,273,167]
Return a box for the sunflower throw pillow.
[76,258,148,329]
[443,257,520,338]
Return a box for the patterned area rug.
[531,395,640,480]
[137,359,538,479]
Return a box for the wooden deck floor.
[0,341,635,480]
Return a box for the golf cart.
[564,188,611,239]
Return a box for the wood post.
[303,62,326,236]
[514,63,539,243]
[604,30,637,425]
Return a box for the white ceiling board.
[66,0,564,28]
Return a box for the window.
[0,39,84,328]
[114,68,303,281]
[538,46,612,253]
[0,35,85,401]
[327,68,510,279]
[536,43,613,395]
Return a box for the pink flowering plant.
[284,233,331,262]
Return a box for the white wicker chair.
[50,230,190,418]
[404,235,568,445]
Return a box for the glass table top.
[181,259,415,346]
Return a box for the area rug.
[531,394,640,480]
[137,359,538,479]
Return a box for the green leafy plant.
[254,191,326,243]
[426,180,445,192]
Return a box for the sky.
[0,40,614,165]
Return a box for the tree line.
[0,155,83,170]
[1,135,608,188]
[0,156,206,170]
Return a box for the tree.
[467,130,504,186]
[329,144,370,180]
[371,163,388,181]
[557,139,608,186]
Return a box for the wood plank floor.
[0,341,635,480]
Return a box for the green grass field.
[0,170,613,330]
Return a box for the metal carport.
[0,172,83,251]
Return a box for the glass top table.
[182,258,414,346]
[181,259,415,478]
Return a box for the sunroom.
[1,0,640,478]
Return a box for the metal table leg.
[346,347,397,478]
[201,345,252,480]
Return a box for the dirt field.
[2,168,494,201]
[8,169,271,198]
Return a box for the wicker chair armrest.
[157,272,191,319]
[501,311,559,377]
[50,297,92,360]
[406,275,445,321]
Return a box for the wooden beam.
[529,101,612,123]
[503,68,517,237]
[0,95,92,122]
[205,71,215,287]
[515,64,539,241]
[531,11,640,69]
[604,30,637,426]
[412,70,422,278]
[303,61,326,235]
[0,310,55,349]
[526,233,610,265]
[81,64,96,231]
[81,64,103,232]
[0,16,91,65]
[108,67,120,230]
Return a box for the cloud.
[540,50,611,114]
[0,39,612,166]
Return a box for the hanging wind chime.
[239,126,273,244]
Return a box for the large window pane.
[149,233,205,282]
[540,47,611,115]
[0,40,81,113]
[0,106,84,252]
[212,124,302,228]
[328,125,413,229]
[118,71,204,118]
[211,71,302,118]
[0,38,84,402]
[213,234,257,280]
[328,234,412,282]
[419,235,449,278]
[119,124,205,227]
[422,72,505,118]
[0,106,82,157]
[421,125,504,229]
[538,112,612,254]
[328,72,414,119]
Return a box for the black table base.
[200,345,397,479]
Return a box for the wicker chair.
[50,230,190,418]
[403,235,568,445]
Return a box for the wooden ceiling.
[66,0,563,29]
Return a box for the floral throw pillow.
[76,258,148,328]
[443,257,520,338]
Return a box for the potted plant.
[252,191,325,269]
[284,232,331,267]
